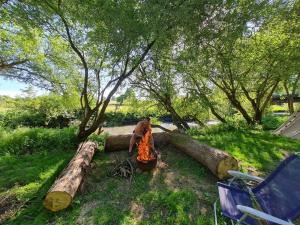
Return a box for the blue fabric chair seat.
[218,182,260,225]
[217,154,300,225]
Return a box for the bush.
[261,114,289,130]
[104,112,140,126]
[0,110,46,129]
[0,126,78,155]
[104,112,160,126]
[103,111,170,127]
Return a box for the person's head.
[143,117,151,126]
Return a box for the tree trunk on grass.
[105,132,238,180]
[169,133,238,180]
[43,141,98,212]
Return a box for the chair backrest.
[253,154,300,221]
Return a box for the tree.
[283,74,300,114]
[131,50,190,130]
[3,0,224,138]
[178,61,228,123]
[180,0,299,124]
[116,88,136,105]
[274,1,300,114]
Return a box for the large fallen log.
[169,133,238,180]
[43,141,98,212]
[104,132,170,152]
[105,132,238,180]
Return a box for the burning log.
[43,141,97,212]
[169,133,238,180]
[104,132,170,152]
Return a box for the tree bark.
[168,133,238,180]
[169,108,190,130]
[104,132,170,152]
[253,109,263,124]
[210,107,227,123]
[43,141,98,212]
[228,94,254,124]
[284,82,295,114]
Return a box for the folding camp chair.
[214,154,300,225]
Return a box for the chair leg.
[214,200,218,225]
[236,213,248,224]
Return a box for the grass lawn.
[1,127,300,224]
[189,128,300,175]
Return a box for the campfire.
[136,128,157,171]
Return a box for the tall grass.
[0,126,78,155]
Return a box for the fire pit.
[136,128,157,171]
[136,153,157,171]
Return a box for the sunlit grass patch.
[189,128,300,174]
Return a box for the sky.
[0,77,47,97]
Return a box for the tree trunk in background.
[228,95,254,124]
[44,142,97,212]
[284,82,295,114]
[191,116,207,127]
[253,109,263,124]
[168,107,190,130]
[210,107,227,123]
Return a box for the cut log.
[104,132,238,180]
[43,141,98,212]
[104,132,170,152]
[169,133,238,180]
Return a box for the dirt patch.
[76,200,101,225]
[0,193,24,224]
[129,201,145,223]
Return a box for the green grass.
[2,147,216,225]
[0,151,74,224]
[188,127,300,174]
[270,103,300,112]
[2,125,300,224]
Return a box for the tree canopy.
[1,0,299,136]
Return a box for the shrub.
[261,114,289,130]
[0,126,78,155]
[0,110,46,129]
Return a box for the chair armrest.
[228,170,264,182]
[237,205,294,225]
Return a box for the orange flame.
[137,128,155,162]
